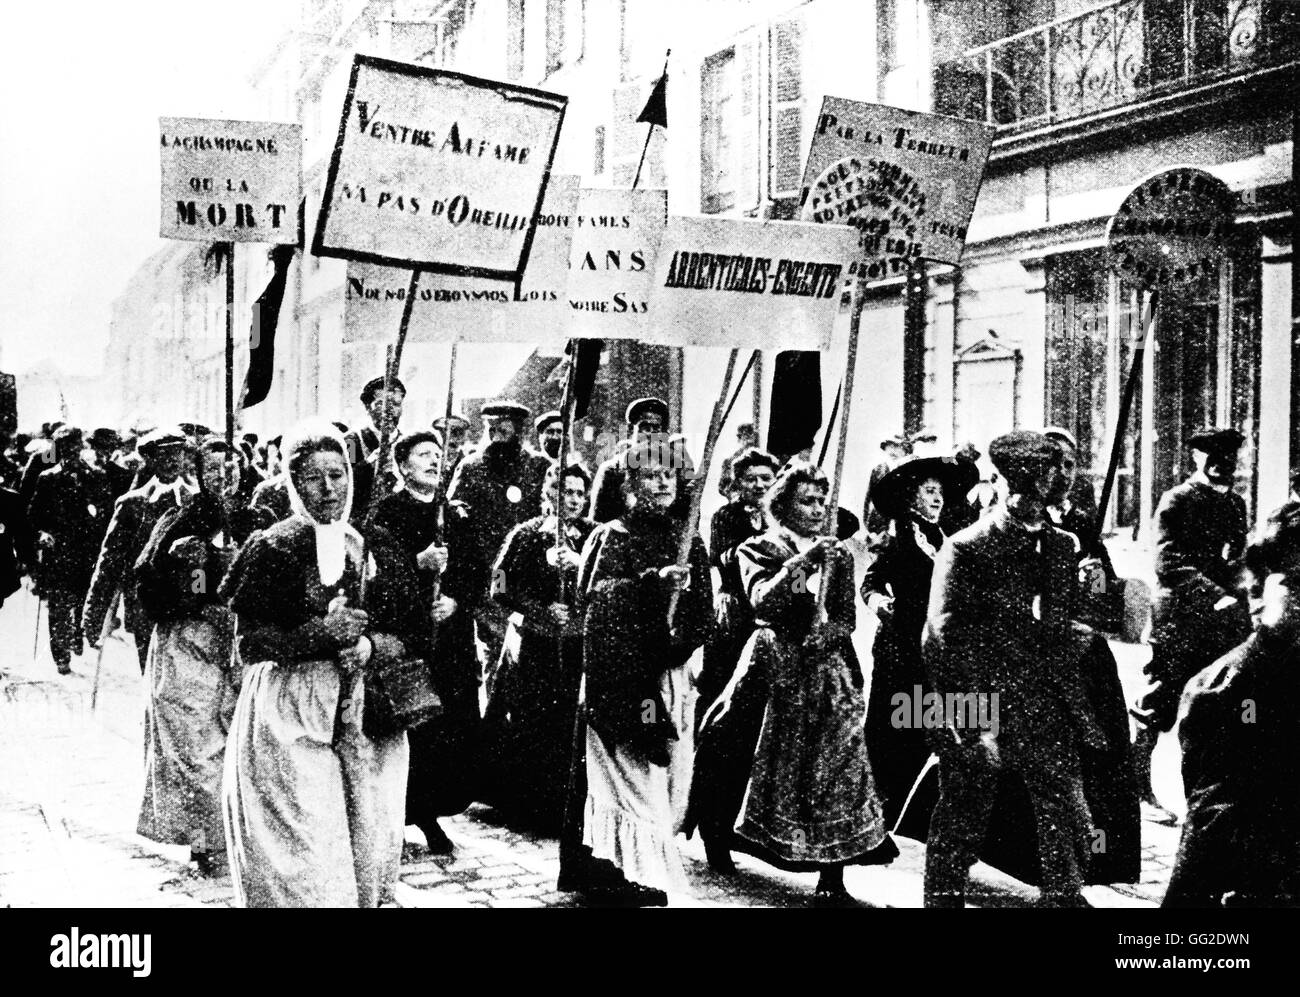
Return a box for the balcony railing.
[934,0,1299,133]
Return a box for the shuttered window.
[769,14,804,198]
[700,48,737,213]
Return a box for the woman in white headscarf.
[219,421,427,907]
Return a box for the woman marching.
[860,455,976,831]
[134,436,271,877]
[563,438,712,906]
[695,460,897,903]
[698,448,780,726]
[369,431,487,854]
[219,421,427,907]
[483,461,597,831]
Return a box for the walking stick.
[91,592,122,713]
[32,594,43,659]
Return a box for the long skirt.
[733,628,891,868]
[137,617,235,857]
[222,658,409,908]
[582,664,696,894]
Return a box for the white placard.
[160,117,302,244]
[344,175,580,344]
[644,216,858,350]
[564,188,667,337]
[800,98,993,280]
[314,56,566,279]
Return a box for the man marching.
[84,427,195,673]
[27,426,114,674]
[1130,427,1252,823]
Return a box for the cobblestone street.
[1,586,1183,909]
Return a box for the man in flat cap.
[27,426,114,674]
[347,375,406,514]
[923,430,1098,907]
[589,397,670,523]
[448,400,551,693]
[1131,427,1251,824]
[84,427,196,673]
[534,410,564,461]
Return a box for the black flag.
[766,351,822,461]
[567,338,604,419]
[637,72,667,130]
[240,200,304,410]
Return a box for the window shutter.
[737,30,762,214]
[769,14,804,198]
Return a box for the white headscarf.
[282,419,365,587]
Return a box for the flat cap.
[1187,427,1244,455]
[432,414,470,432]
[910,427,938,445]
[625,397,669,426]
[52,425,84,446]
[1042,426,1080,451]
[988,430,1057,473]
[534,410,563,434]
[138,426,187,453]
[481,400,530,422]
[360,375,407,405]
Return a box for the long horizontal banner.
[341,195,854,349]
[642,216,858,350]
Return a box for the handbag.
[363,653,443,740]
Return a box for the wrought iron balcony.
[934,0,1299,134]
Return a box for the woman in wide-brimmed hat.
[860,454,978,831]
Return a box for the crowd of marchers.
[0,378,1296,909]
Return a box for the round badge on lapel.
[505,485,523,504]
[87,504,97,518]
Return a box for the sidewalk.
[0,585,1179,909]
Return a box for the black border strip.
[312,53,567,281]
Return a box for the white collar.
[144,476,198,504]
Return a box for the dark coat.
[1149,477,1252,669]
[1163,632,1300,907]
[579,509,712,765]
[700,500,766,716]
[134,493,272,625]
[0,485,34,602]
[482,512,597,827]
[84,479,192,638]
[218,516,428,672]
[861,516,944,824]
[923,509,1098,751]
[26,461,114,591]
[370,489,486,821]
[447,442,550,573]
[250,473,293,523]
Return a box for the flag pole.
[632,50,670,190]
[224,242,236,451]
[667,347,739,633]
[814,273,865,622]
[1095,288,1158,533]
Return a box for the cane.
[32,594,43,660]
[90,592,122,714]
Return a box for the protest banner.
[643,215,857,350]
[799,97,994,280]
[313,55,567,280]
[565,187,667,337]
[159,117,302,244]
[343,174,580,344]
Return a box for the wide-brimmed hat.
[872,455,979,520]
